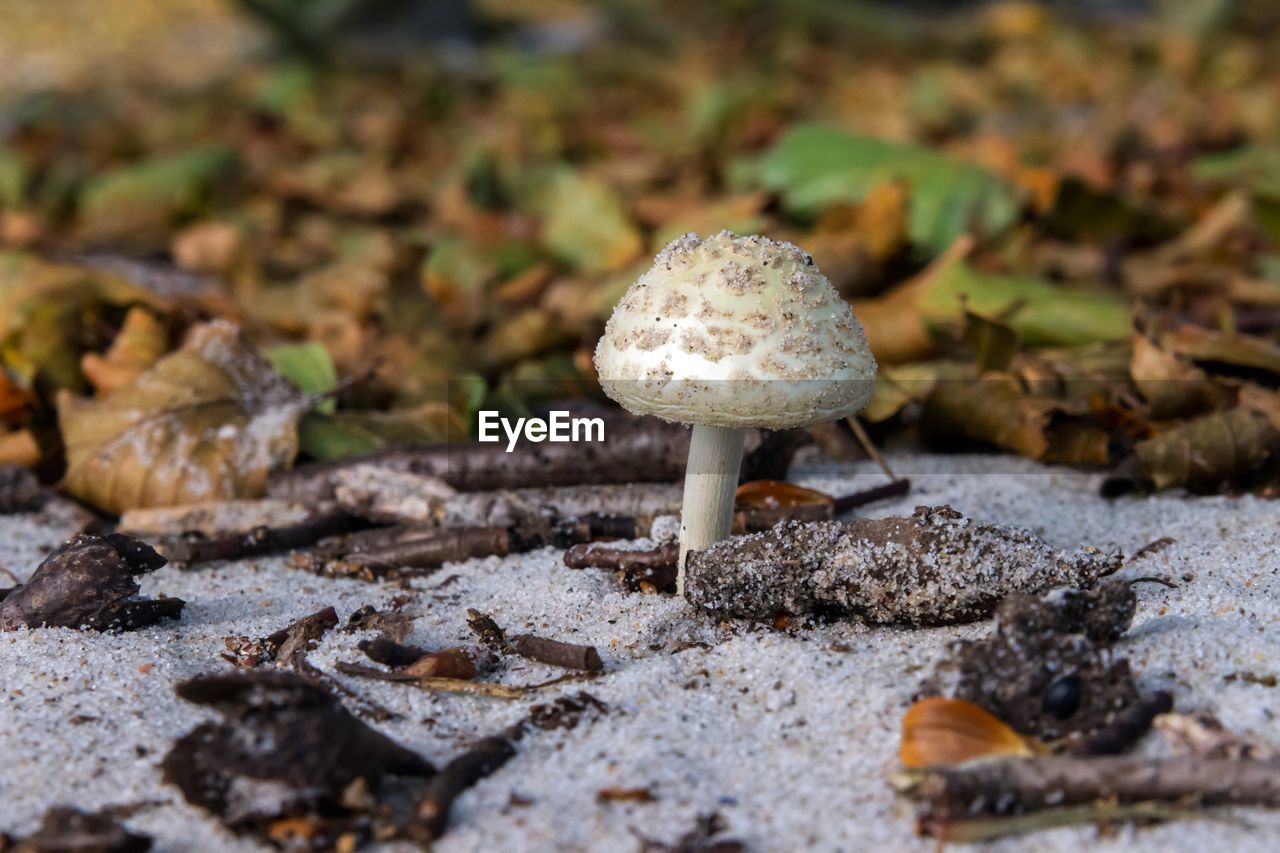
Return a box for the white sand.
[2,453,1279,852]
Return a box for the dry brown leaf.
[1238,385,1280,433]
[1130,329,1221,419]
[58,320,309,514]
[81,306,168,396]
[0,372,30,424]
[1162,324,1280,377]
[922,373,1058,458]
[0,428,39,466]
[1135,407,1279,492]
[851,235,975,364]
[172,220,243,274]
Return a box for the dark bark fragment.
[1065,691,1174,756]
[270,416,802,501]
[0,534,182,632]
[0,466,43,514]
[290,522,590,580]
[358,636,428,667]
[223,607,340,668]
[270,417,698,499]
[162,671,432,837]
[5,805,151,853]
[636,812,745,853]
[407,693,607,842]
[465,609,508,653]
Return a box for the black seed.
[1042,674,1083,719]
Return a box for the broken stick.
[896,755,1280,817]
[512,634,603,672]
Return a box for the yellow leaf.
[58,321,309,514]
[81,306,169,396]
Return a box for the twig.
[512,634,603,672]
[271,417,697,499]
[358,637,428,667]
[564,542,679,593]
[409,735,517,842]
[831,478,911,513]
[333,662,595,698]
[292,522,594,579]
[845,416,896,481]
[894,755,1280,817]
[161,508,359,566]
[408,693,608,842]
[1065,691,1173,755]
[917,801,1224,843]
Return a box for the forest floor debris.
[2,454,1280,851]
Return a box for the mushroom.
[594,231,877,594]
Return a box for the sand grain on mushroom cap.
[594,230,877,430]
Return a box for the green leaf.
[919,262,1131,347]
[267,342,337,414]
[1192,147,1280,199]
[758,124,1021,250]
[78,145,238,246]
[0,148,28,208]
[539,170,643,273]
[298,403,460,460]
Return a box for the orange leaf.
[0,373,30,425]
[900,697,1036,768]
[735,480,832,509]
[0,429,39,467]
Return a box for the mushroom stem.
[677,424,746,595]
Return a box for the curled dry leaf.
[57,320,310,514]
[1134,406,1279,492]
[923,374,1057,458]
[900,697,1036,768]
[1130,328,1221,419]
[80,306,168,396]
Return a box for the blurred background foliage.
[4,0,1280,506]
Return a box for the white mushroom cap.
[594,231,877,428]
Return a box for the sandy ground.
[2,452,1279,852]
